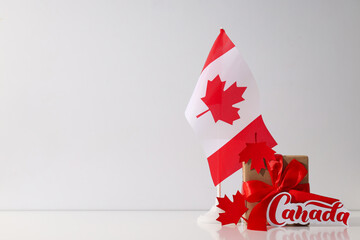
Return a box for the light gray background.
[0,0,359,210]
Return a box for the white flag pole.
[197,168,222,224]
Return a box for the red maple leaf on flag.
[239,142,276,173]
[196,75,246,125]
[216,191,248,225]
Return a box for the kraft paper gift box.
[242,155,309,220]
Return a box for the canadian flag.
[185,29,277,186]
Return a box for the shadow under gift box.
[242,155,309,221]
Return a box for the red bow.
[243,155,310,231]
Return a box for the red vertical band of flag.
[208,115,277,186]
[202,29,235,71]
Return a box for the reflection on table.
[198,222,350,240]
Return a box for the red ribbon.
[243,155,337,231]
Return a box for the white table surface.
[0,210,358,240]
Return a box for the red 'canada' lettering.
[267,192,350,227]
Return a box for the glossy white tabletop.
[0,210,358,239]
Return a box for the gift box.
[242,155,309,220]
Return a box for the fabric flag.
[185,29,277,186]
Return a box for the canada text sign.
[267,192,350,227]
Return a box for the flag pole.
[197,156,222,224]
[197,183,222,224]
[217,182,221,198]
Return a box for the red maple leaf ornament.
[239,142,276,173]
[196,75,246,125]
[216,191,248,225]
